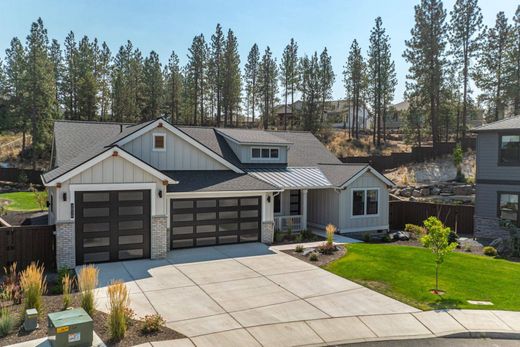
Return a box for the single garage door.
[171,196,261,249]
[75,190,151,264]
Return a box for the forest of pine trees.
[0,1,519,166]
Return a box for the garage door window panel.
[119,205,144,216]
[118,220,144,231]
[83,222,110,233]
[84,252,110,263]
[83,207,110,218]
[118,191,144,201]
[82,192,110,202]
[119,249,144,260]
[83,237,110,248]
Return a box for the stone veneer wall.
[261,221,275,244]
[151,216,168,259]
[474,216,510,240]
[56,221,75,269]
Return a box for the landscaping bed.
[272,230,324,245]
[324,243,520,311]
[282,244,346,266]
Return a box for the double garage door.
[75,190,151,265]
[171,196,261,249]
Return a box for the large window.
[352,189,379,216]
[499,193,519,226]
[499,135,520,165]
[251,147,279,160]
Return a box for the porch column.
[302,189,308,230]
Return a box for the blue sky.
[0,0,517,102]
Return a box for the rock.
[441,186,453,194]
[489,238,512,256]
[302,248,315,256]
[420,187,430,196]
[431,187,441,195]
[400,187,413,197]
[412,189,422,198]
[453,185,474,196]
[392,231,410,241]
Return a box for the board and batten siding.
[55,155,165,221]
[339,171,389,232]
[476,132,520,181]
[122,128,228,170]
[308,188,340,228]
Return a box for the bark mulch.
[282,244,346,267]
[0,293,185,347]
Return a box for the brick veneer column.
[151,216,168,259]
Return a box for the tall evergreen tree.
[244,44,260,124]
[507,5,520,116]
[344,39,365,139]
[210,24,225,126]
[129,47,145,122]
[222,29,241,126]
[258,47,277,129]
[449,0,483,142]
[475,12,511,121]
[49,39,63,116]
[76,36,98,120]
[403,0,447,152]
[380,38,397,141]
[142,50,163,120]
[319,47,335,124]
[299,53,321,132]
[25,18,56,167]
[62,31,78,119]
[164,51,183,123]
[280,39,299,129]
[187,34,208,125]
[112,41,133,122]
[98,42,111,121]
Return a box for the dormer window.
[252,147,279,160]
[153,133,166,151]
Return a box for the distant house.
[385,101,409,131]
[273,99,372,130]
[473,116,520,241]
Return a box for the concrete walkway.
[82,243,520,347]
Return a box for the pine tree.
[187,34,208,125]
[319,47,335,124]
[258,47,277,129]
[142,50,163,120]
[222,29,241,126]
[62,31,78,119]
[299,53,321,132]
[403,0,447,153]
[244,44,260,124]
[507,5,520,116]
[209,24,225,126]
[475,12,511,121]
[164,51,183,123]
[98,42,111,121]
[380,39,397,141]
[129,47,145,122]
[449,0,483,142]
[76,36,98,120]
[25,18,56,168]
[344,39,366,139]
[112,41,133,122]
[280,39,299,129]
[49,39,63,116]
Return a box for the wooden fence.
[389,200,474,236]
[0,225,56,270]
[0,168,43,185]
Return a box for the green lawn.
[324,243,520,311]
[0,191,47,212]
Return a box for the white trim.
[69,183,158,219]
[167,189,281,199]
[308,222,389,234]
[340,166,395,188]
[115,118,244,173]
[351,187,380,219]
[43,146,176,186]
[216,131,292,147]
[250,147,281,161]
[152,133,166,152]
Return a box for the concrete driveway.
[90,242,421,346]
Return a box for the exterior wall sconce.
[62,192,67,201]
[158,190,163,198]
[267,195,271,203]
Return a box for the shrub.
[295,244,304,253]
[453,143,465,182]
[0,308,14,337]
[107,281,130,341]
[300,229,313,241]
[62,273,73,309]
[19,262,47,313]
[318,242,336,255]
[325,224,336,246]
[52,267,71,294]
[405,224,426,238]
[483,246,497,257]
[363,233,371,242]
[140,314,165,334]
[309,252,318,261]
[274,231,284,243]
[382,234,391,243]
[1,263,21,304]
[448,230,459,244]
[77,265,99,316]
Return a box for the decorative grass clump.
[19,262,47,313]
[326,224,336,246]
[0,308,14,337]
[62,273,74,309]
[77,265,99,316]
[107,281,130,341]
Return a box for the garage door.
[75,190,151,264]
[171,196,261,249]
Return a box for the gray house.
[474,116,520,240]
[43,117,393,268]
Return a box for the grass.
[324,243,520,311]
[0,191,47,212]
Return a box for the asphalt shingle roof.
[472,116,520,132]
[318,163,369,187]
[164,171,279,192]
[216,128,292,145]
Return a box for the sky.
[0,0,518,103]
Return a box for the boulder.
[420,187,430,196]
[431,187,441,195]
[412,189,422,198]
[391,231,410,241]
[400,187,413,197]
[489,238,512,257]
[441,186,453,194]
[453,185,474,196]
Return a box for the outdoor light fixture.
[158,190,163,198]
[62,192,67,201]
[267,196,271,203]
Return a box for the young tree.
[403,0,447,153]
[142,50,163,120]
[258,47,277,129]
[319,47,335,124]
[344,39,365,139]
[280,39,299,129]
[164,51,183,123]
[475,12,511,121]
[244,44,260,123]
[222,29,241,126]
[420,216,457,293]
[449,0,483,143]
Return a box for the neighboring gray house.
[43,117,393,268]
[474,116,520,240]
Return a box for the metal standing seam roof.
[247,167,332,189]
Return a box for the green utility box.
[48,308,93,347]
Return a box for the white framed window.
[153,133,166,151]
[351,188,379,217]
[251,147,280,160]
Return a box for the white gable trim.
[340,166,395,189]
[115,118,244,173]
[43,146,177,186]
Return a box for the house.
[274,99,372,130]
[385,101,408,131]
[42,117,393,268]
[473,116,520,241]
